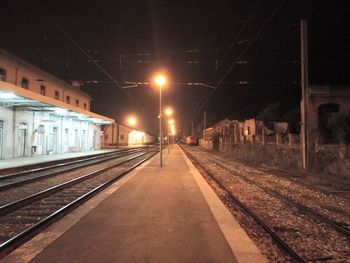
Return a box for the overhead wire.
[27,0,155,122]
[193,0,286,121]
[216,0,261,71]
[190,0,262,122]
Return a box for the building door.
[48,127,58,154]
[0,121,3,159]
[81,130,86,151]
[74,129,79,150]
[16,123,27,157]
[36,125,45,155]
[64,128,69,152]
[92,130,96,150]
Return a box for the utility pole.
[300,19,309,169]
[191,120,194,136]
[204,111,207,140]
[116,122,119,148]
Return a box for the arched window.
[66,96,70,104]
[21,78,29,89]
[0,68,6,81]
[76,99,79,107]
[318,103,340,143]
[40,85,46,95]
[54,91,59,100]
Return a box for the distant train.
[186,136,198,146]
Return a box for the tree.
[256,103,283,129]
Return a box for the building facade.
[0,49,113,159]
[102,123,155,147]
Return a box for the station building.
[0,49,113,160]
[101,123,155,147]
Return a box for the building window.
[0,68,6,81]
[54,91,59,100]
[66,96,70,104]
[75,99,79,107]
[83,102,87,110]
[120,134,124,140]
[21,78,29,89]
[105,134,108,140]
[40,85,46,95]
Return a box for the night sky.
[1,0,350,135]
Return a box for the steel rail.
[181,146,305,263]
[0,147,146,179]
[0,151,149,216]
[0,148,146,191]
[194,151,350,238]
[0,150,157,258]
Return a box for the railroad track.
[200,155,350,238]
[0,147,148,191]
[0,148,157,258]
[181,145,350,262]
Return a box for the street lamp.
[165,107,173,117]
[128,116,137,127]
[155,74,166,167]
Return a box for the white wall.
[0,107,100,159]
[102,123,154,146]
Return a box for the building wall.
[0,107,100,159]
[308,85,350,131]
[0,50,91,111]
[102,123,154,147]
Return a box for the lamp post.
[155,75,166,167]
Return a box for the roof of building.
[310,84,350,97]
[0,80,113,124]
[0,49,91,100]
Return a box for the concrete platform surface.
[2,145,268,263]
[0,149,117,170]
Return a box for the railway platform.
[0,149,124,170]
[2,145,268,263]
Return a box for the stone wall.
[226,143,301,170]
[213,141,350,178]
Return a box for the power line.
[193,0,286,120]
[216,0,261,71]
[27,0,155,123]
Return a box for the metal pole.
[191,121,194,136]
[204,111,207,140]
[300,19,309,169]
[159,85,163,167]
[116,123,119,148]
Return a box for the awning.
[0,81,114,124]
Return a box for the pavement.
[0,149,115,170]
[2,145,268,263]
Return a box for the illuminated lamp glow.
[165,107,173,116]
[155,75,166,86]
[128,117,137,126]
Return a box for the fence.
[199,133,350,177]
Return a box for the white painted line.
[1,154,158,263]
[180,147,269,263]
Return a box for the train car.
[186,136,198,146]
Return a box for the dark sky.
[1,0,350,134]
